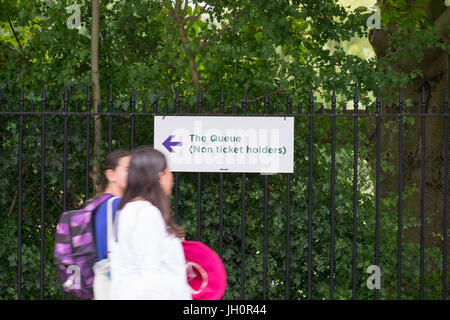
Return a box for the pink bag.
[181,241,227,300]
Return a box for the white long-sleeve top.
[108,200,192,300]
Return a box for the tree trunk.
[178,25,201,90]
[367,2,449,258]
[168,0,201,90]
[90,0,103,195]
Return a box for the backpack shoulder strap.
[84,193,113,212]
[106,197,119,258]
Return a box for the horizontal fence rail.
[0,86,448,300]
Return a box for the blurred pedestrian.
[93,149,131,299]
[109,146,191,300]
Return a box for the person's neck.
[103,185,123,198]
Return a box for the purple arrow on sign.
[162,135,183,153]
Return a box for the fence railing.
[0,86,448,300]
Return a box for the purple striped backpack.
[54,193,112,299]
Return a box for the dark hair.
[104,149,131,171]
[93,149,131,198]
[98,149,131,193]
[118,146,184,239]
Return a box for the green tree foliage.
[0,0,448,299]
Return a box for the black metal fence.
[0,86,448,300]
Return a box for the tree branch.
[185,4,208,31]
[185,14,201,22]
[200,8,246,51]
[369,28,389,58]
[182,0,189,18]
[6,13,31,65]
[169,1,202,89]
[8,191,18,217]
[185,14,201,28]
[435,6,450,43]
[174,0,182,21]
[163,0,175,20]
[7,15,24,53]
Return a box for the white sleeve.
[129,203,167,298]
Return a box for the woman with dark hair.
[93,149,131,299]
[94,149,131,260]
[109,146,191,300]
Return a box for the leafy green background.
[0,0,448,299]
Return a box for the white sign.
[366,6,381,30]
[66,5,81,29]
[154,116,294,173]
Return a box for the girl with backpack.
[108,147,191,300]
[92,149,130,299]
[54,149,130,300]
